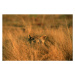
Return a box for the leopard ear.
[29,35,30,37]
[43,35,46,39]
[28,35,31,38]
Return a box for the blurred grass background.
[2,14,73,61]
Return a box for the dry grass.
[2,15,73,61]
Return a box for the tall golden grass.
[3,15,73,61]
